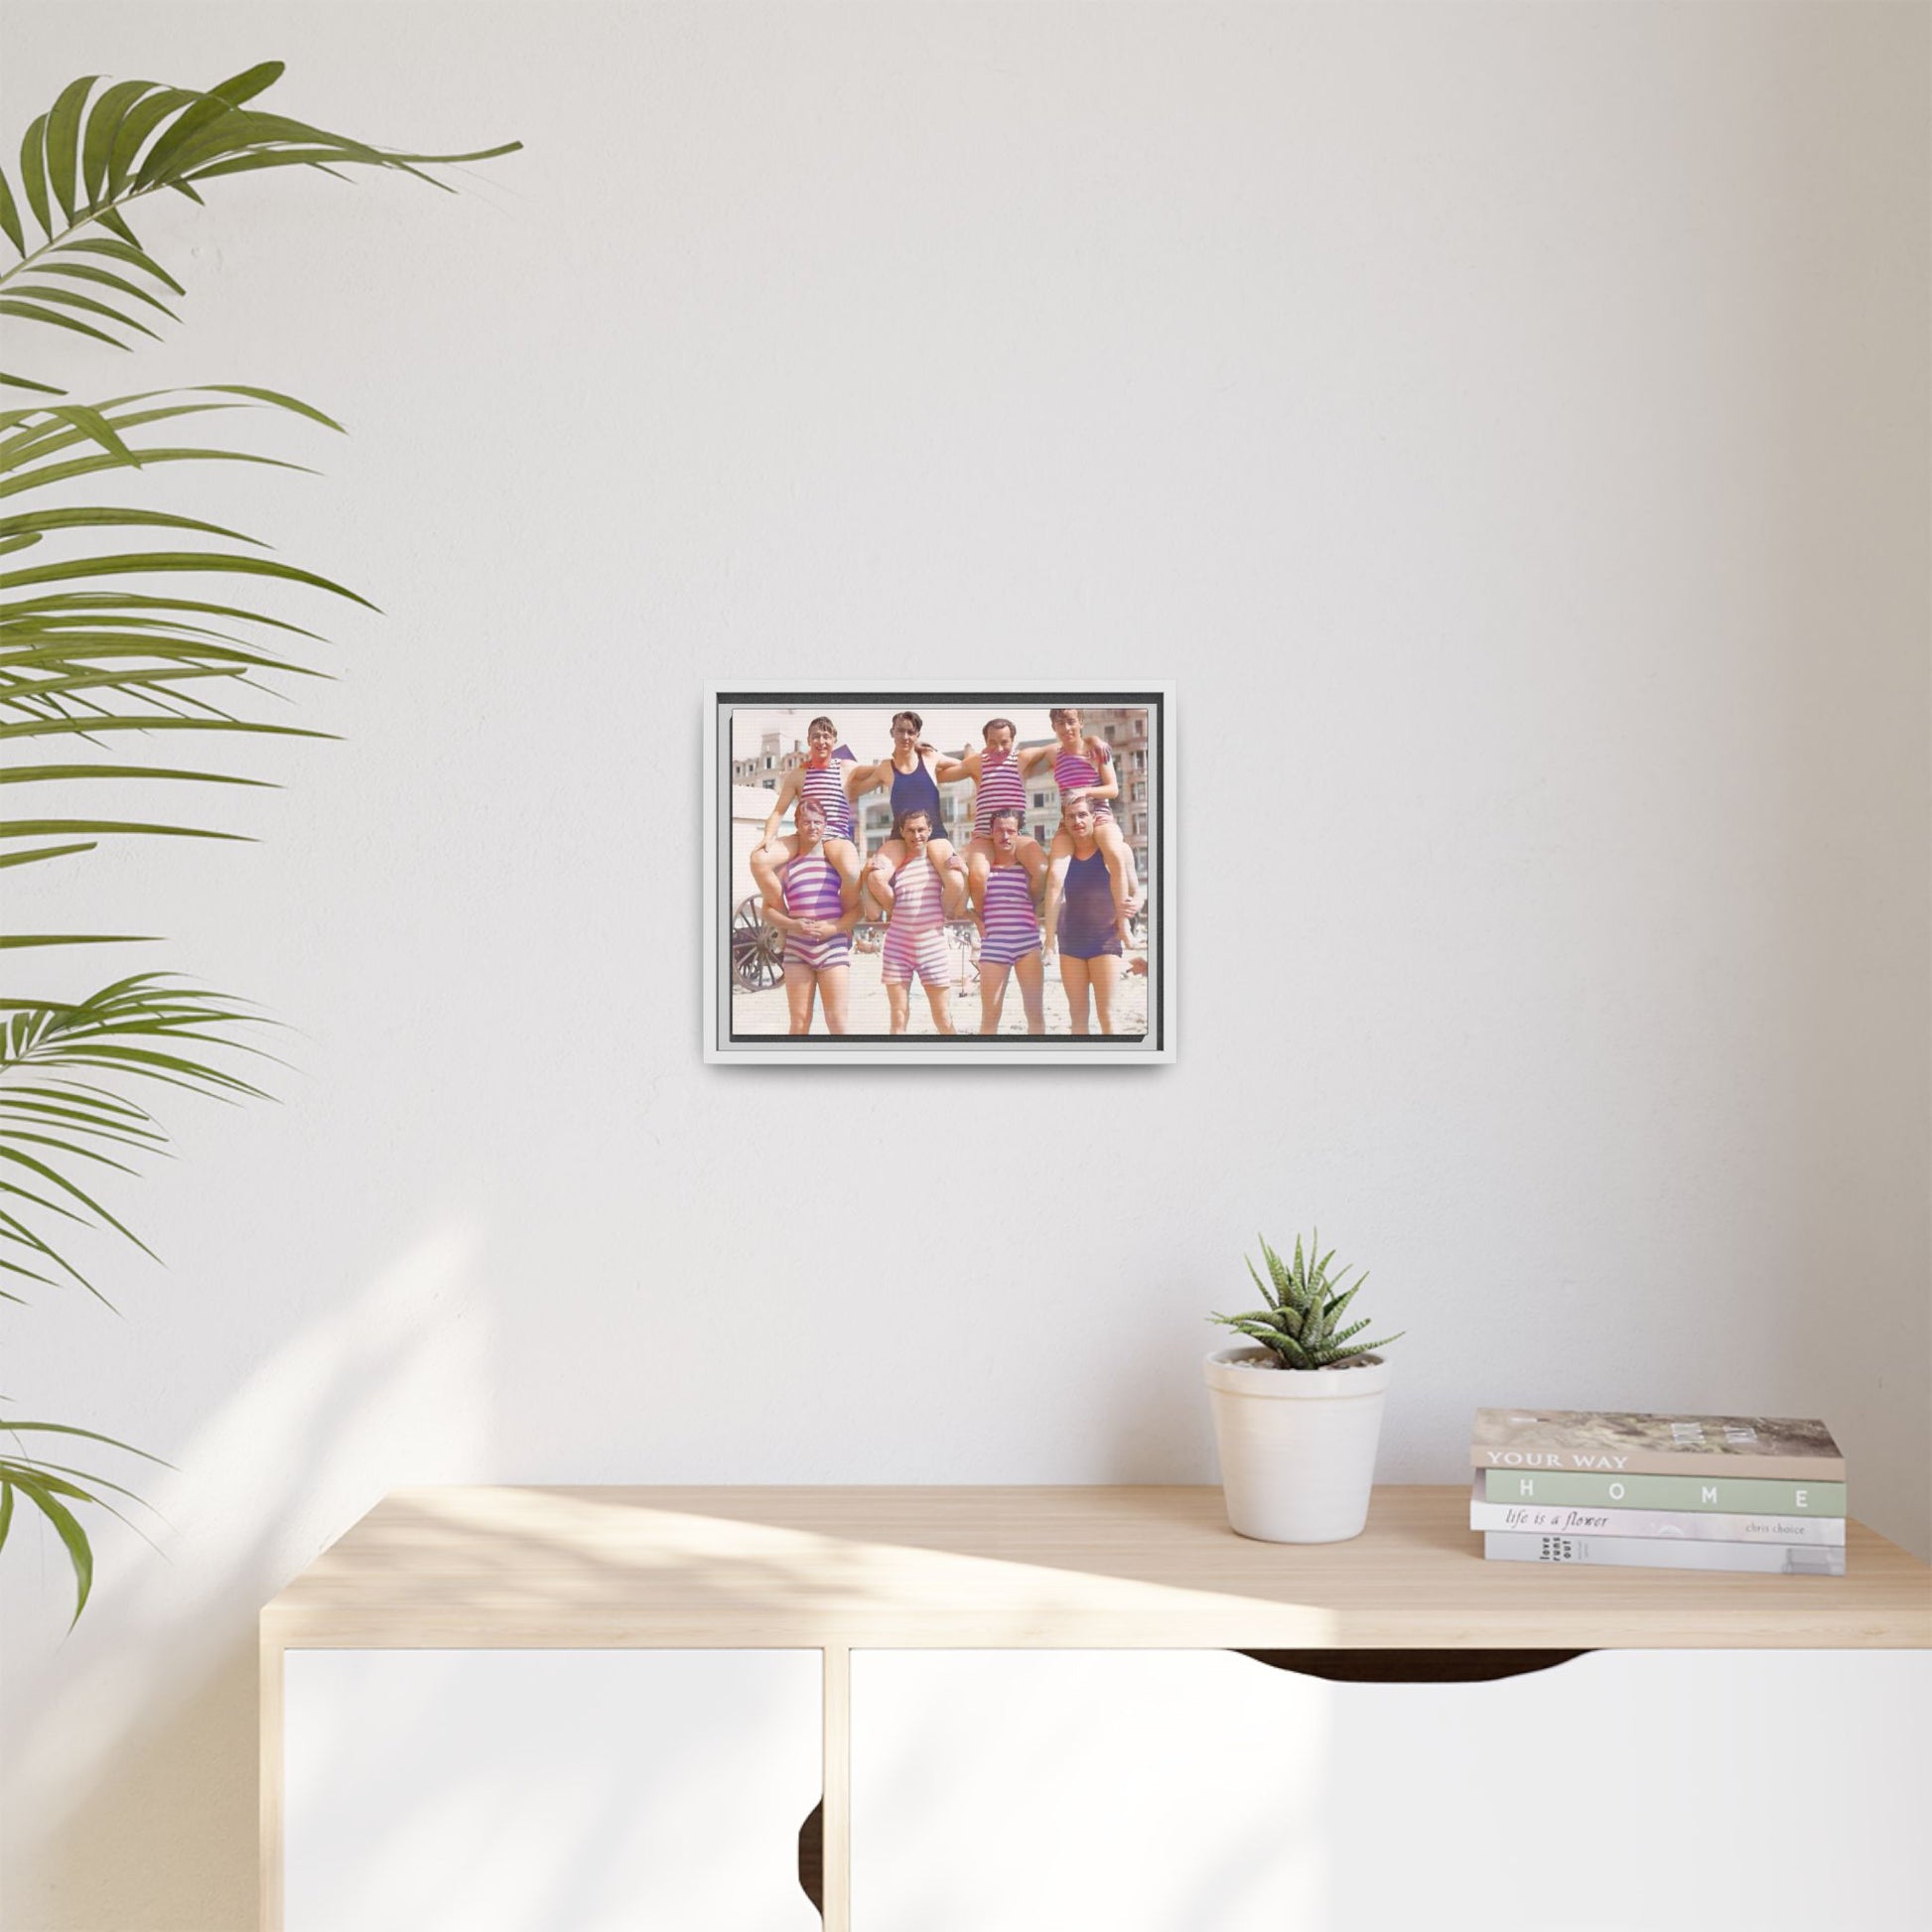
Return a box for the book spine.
[1483,1532,1845,1577]
[1469,1448,1845,1481]
[1482,1469,1846,1515]
[1469,1498,1845,1545]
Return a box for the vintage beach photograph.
[704,691,1171,1061]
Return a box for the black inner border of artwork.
[717,689,1168,1051]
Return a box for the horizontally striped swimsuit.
[779,851,850,972]
[797,758,856,841]
[1052,747,1115,820]
[978,861,1041,967]
[971,752,1028,838]
[1058,849,1122,961]
[881,854,950,988]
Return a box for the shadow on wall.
[5,1223,490,1932]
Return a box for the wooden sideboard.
[260,1484,1932,1930]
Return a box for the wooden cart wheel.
[731,896,785,991]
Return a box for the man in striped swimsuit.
[867,807,960,1035]
[751,716,879,926]
[757,793,860,1034]
[934,715,1063,910]
[756,715,883,868]
[969,806,1047,1035]
[1045,705,1141,922]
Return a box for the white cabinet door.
[851,1649,1931,1932]
[285,1648,821,1932]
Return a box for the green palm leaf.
[0,388,346,947]
[0,167,24,255]
[0,548,376,605]
[43,76,100,226]
[0,817,250,844]
[0,932,155,949]
[0,1418,170,1621]
[0,298,126,351]
[0,842,97,870]
[0,442,315,500]
[0,506,255,545]
[32,262,180,320]
[1,64,518,391]
[17,116,53,240]
[59,238,186,295]
[79,81,156,207]
[4,280,160,343]
[4,1474,93,1621]
[0,762,277,789]
[0,974,270,1290]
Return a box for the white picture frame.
[704,686,1175,1064]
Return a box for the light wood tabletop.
[261,1483,1932,1651]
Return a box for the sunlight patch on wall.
[6,1219,490,1862]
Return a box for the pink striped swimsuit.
[881,856,950,988]
[779,852,849,972]
[972,752,1028,837]
[978,861,1040,966]
[1052,747,1115,820]
[798,759,855,840]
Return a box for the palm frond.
[0,385,348,943]
[2,62,516,1623]
[1,64,518,392]
[0,1416,171,1623]
[0,975,271,1303]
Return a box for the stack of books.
[1469,1408,1846,1577]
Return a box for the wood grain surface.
[262,1484,1932,1651]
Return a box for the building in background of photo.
[858,775,976,856]
[731,731,805,789]
[1082,707,1151,885]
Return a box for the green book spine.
[1481,1468,1847,1516]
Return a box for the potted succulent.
[1204,1233,1404,1544]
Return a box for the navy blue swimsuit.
[1059,850,1122,960]
[889,757,947,843]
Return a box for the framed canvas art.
[704,687,1174,1063]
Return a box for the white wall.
[4,3,1926,1926]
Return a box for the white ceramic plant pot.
[1203,1346,1392,1544]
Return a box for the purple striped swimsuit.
[972,752,1027,837]
[882,856,950,988]
[1052,747,1114,820]
[798,759,855,840]
[780,852,849,972]
[978,862,1040,966]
